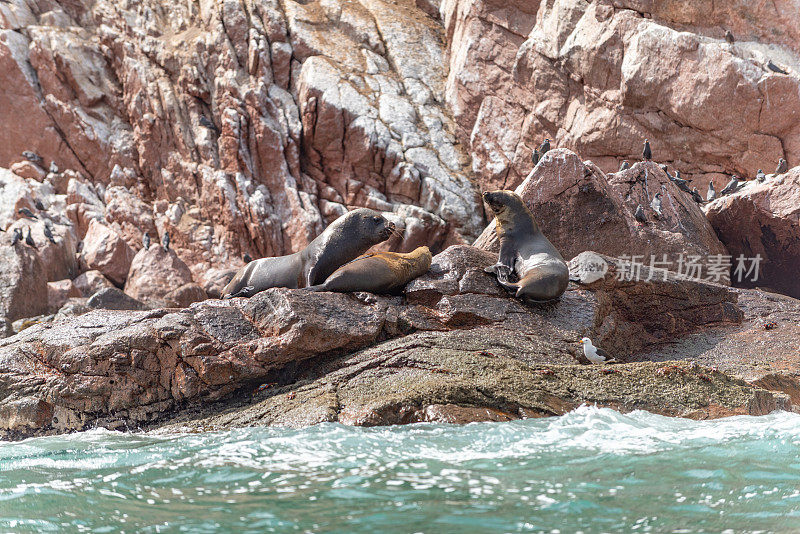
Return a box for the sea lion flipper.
[227,285,255,298]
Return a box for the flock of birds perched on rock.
[531,137,791,228]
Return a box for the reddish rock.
[124,246,195,303]
[47,280,82,313]
[78,219,135,286]
[73,270,115,297]
[163,284,208,308]
[442,0,800,194]
[705,167,800,298]
[9,161,45,181]
[474,150,728,280]
[0,244,48,321]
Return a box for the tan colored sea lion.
[306,246,432,294]
[482,190,569,302]
[222,208,396,298]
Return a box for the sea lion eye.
[372,216,382,223]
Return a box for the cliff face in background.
[2,0,799,285]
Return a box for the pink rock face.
[47,280,81,314]
[473,150,729,280]
[705,167,800,298]
[124,246,196,303]
[73,270,115,298]
[0,244,47,321]
[442,0,800,194]
[79,219,135,286]
[0,0,485,280]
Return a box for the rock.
[163,284,207,308]
[9,161,45,181]
[474,151,729,279]
[442,0,800,194]
[47,279,82,313]
[0,317,11,339]
[0,243,754,440]
[124,245,195,303]
[73,270,115,297]
[0,244,48,321]
[86,287,146,311]
[53,298,90,322]
[78,219,135,286]
[705,167,800,298]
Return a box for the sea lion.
[483,190,569,302]
[223,208,396,298]
[306,246,432,294]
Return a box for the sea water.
[2,406,800,533]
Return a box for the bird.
[143,232,151,250]
[776,158,788,174]
[650,192,663,217]
[707,181,717,201]
[756,169,766,183]
[199,115,219,133]
[767,60,788,75]
[162,232,170,252]
[22,150,43,166]
[580,338,617,364]
[24,227,36,248]
[671,171,692,193]
[634,204,647,223]
[619,160,630,171]
[642,139,652,161]
[43,222,56,244]
[243,253,253,263]
[49,161,59,174]
[17,207,37,219]
[725,30,734,44]
[719,176,740,196]
[538,138,551,157]
[10,228,23,246]
[531,148,540,165]
[691,187,704,203]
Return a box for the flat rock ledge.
[0,246,795,440]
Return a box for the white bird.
[580,337,617,364]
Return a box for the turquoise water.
[2,407,800,533]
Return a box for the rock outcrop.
[705,167,800,298]
[443,0,800,193]
[474,150,729,280]
[0,245,776,440]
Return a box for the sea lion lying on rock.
[223,208,396,298]
[482,190,569,302]
[306,246,432,294]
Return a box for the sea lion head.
[341,208,396,246]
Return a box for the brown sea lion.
[306,246,432,294]
[482,190,569,302]
[223,208,396,298]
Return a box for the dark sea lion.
[306,246,432,294]
[223,208,395,298]
[482,190,569,302]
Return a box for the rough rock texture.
[0,0,486,288]
[0,245,757,440]
[73,270,114,298]
[474,150,728,278]
[78,219,135,286]
[442,0,800,193]
[124,246,197,304]
[46,279,81,313]
[705,167,800,298]
[86,288,145,311]
[0,244,47,321]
